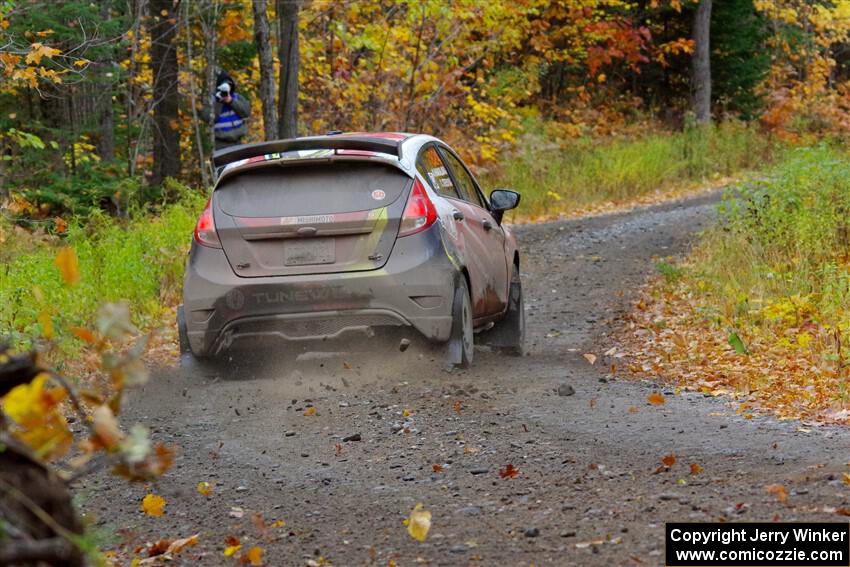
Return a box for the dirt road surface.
[80,193,850,566]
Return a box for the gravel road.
[80,192,850,566]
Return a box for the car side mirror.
[489,189,521,223]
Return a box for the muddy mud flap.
[478,265,525,356]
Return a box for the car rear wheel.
[447,276,474,368]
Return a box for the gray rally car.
[177,132,523,367]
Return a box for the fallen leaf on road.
[402,408,412,417]
[270,519,286,528]
[690,463,704,474]
[662,454,676,467]
[303,407,316,416]
[842,472,850,486]
[223,535,241,557]
[242,546,264,565]
[432,464,443,473]
[139,534,198,564]
[499,464,520,479]
[583,353,597,365]
[252,512,267,534]
[197,481,214,497]
[836,508,850,517]
[628,406,639,413]
[335,443,343,456]
[765,484,788,503]
[453,400,462,414]
[405,503,431,542]
[141,494,165,517]
[647,392,665,406]
[343,361,351,369]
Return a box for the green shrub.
[0,183,205,360]
[692,145,850,329]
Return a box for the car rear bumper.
[182,225,456,356]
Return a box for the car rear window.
[216,161,410,217]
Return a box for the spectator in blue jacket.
[202,71,251,150]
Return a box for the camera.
[214,82,231,102]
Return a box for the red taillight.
[398,178,437,237]
[194,197,221,248]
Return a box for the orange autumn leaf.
[197,481,214,497]
[499,464,520,479]
[690,463,704,474]
[661,454,676,467]
[765,483,788,503]
[647,392,665,406]
[453,400,462,414]
[70,326,97,344]
[242,546,264,565]
[142,493,166,516]
[583,353,597,365]
[55,247,80,286]
[303,406,316,416]
[432,463,443,473]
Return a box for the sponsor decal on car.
[279,214,335,226]
[371,189,386,200]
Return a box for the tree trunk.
[200,0,221,154]
[148,0,181,185]
[277,0,300,139]
[184,0,209,188]
[691,0,712,124]
[97,1,115,162]
[98,82,116,162]
[253,0,278,140]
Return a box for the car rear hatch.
[213,160,412,277]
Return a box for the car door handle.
[482,218,493,231]
[452,210,465,221]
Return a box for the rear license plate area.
[284,237,335,266]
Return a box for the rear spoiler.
[212,136,406,170]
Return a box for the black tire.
[480,263,525,356]
[447,276,474,368]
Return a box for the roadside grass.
[0,186,205,365]
[618,146,850,423]
[488,120,778,222]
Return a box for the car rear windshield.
[216,161,410,217]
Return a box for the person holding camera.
[203,71,251,150]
